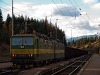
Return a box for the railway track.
[39,54,92,75]
[0,54,91,75]
[0,61,11,63]
[0,67,21,75]
[56,54,91,75]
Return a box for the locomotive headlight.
[12,54,14,58]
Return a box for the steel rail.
[51,54,91,75]
[0,68,21,75]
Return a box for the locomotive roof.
[12,33,52,40]
[12,33,63,43]
[12,34,33,36]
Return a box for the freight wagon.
[65,47,88,60]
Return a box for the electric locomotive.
[10,33,65,67]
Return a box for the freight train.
[10,33,88,67]
[65,47,88,60]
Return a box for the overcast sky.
[0,0,100,38]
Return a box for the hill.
[80,41,99,53]
[67,36,100,54]
[67,34,97,42]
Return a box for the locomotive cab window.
[23,37,33,45]
[12,37,33,45]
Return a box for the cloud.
[92,3,100,9]
[4,3,81,19]
[2,2,100,38]
[53,5,81,17]
[74,18,98,31]
[83,0,97,4]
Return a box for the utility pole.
[98,25,100,54]
[54,19,58,61]
[97,32,100,54]
[71,28,72,43]
[71,28,73,47]
[12,0,14,36]
[99,34,100,54]
[55,19,58,40]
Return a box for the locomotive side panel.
[34,37,54,63]
[55,42,65,61]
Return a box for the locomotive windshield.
[12,37,33,45]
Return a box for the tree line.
[0,9,66,45]
[67,36,100,50]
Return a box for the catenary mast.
[12,0,14,36]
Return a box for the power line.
[0,6,24,19]
[58,0,94,37]
[52,0,84,38]
[0,0,30,16]
[72,0,81,10]
[69,0,76,7]
[59,0,78,19]
[58,0,83,35]
[52,0,73,25]
[0,6,11,11]
[0,0,42,20]
[70,0,94,24]
[68,0,95,30]
[0,0,11,6]
[68,0,87,20]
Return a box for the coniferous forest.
[0,9,66,45]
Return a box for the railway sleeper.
[76,61,87,63]
[69,65,83,68]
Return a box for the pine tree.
[6,14,11,31]
[44,16,48,35]
[0,9,3,30]
[0,9,3,44]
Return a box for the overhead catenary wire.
[59,0,83,37]
[68,0,87,21]
[0,0,30,16]
[0,0,95,24]
[0,0,41,20]
[54,0,92,37]
[71,0,95,24]
[53,0,82,36]
[68,0,96,32]
[59,0,80,35]
[0,6,11,11]
[72,0,99,36]
[67,0,88,28]
[0,6,25,18]
[52,0,75,27]
[1,0,97,37]
[0,0,11,6]
[52,0,84,37]
[72,0,82,10]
